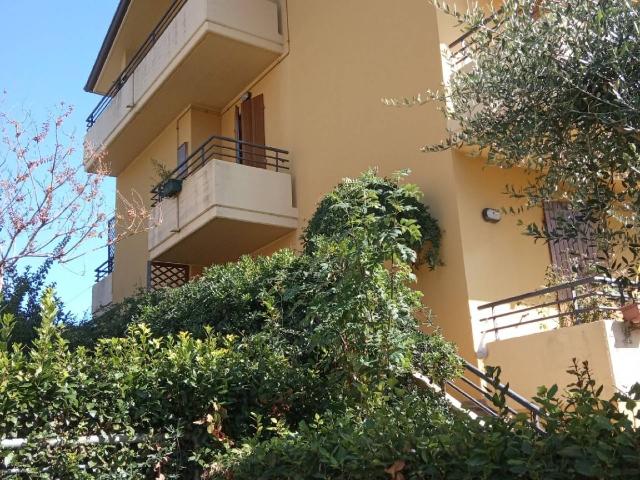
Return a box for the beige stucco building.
[85,0,640,403]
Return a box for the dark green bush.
[303,169,442,269]
[215,361,640,480]
[0,294,316,477]
[69,170,444,344]
[2,171,459,477]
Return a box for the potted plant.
[621,302,640,324]
[616,270,640,325]
[152,159,182,199]
[160,178,182,198]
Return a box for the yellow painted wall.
[451,153,551,351]
[109,0,554,364]
[216,0,480,359]
[190,106,221,151]
[454,157,549,304]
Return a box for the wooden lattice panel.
[149,262,189,290]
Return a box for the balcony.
[91,218,116,313]
[148,135,297,265]
[476,276,636,343]
[92,259,114,314]
[439,11,500,154]
[84,0,284,175]
[475,276,640,400]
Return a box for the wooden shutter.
[250,94,266,168]
[544,201,571,274]
[237,94,266,168]
[544,201,598,275]
[240,96,253,143]
[235,105,242,163]
[177,142,188,178]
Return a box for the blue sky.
[0,1,119,317]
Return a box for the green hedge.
[1,172,460,476]
[216,362,640,479]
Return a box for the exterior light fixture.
[482,208,502,223]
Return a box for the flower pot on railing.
[620,303,640,324]
[159,178,182,199]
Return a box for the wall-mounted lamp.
[482,208,502,223]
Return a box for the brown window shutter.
[237,94,266,168]
[240,96,253,166]
[177,142,188,177]
[544,200,573,301]
[544,200,599,274]
[544,201,571,274]
[251,94,266,168]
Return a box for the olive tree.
[387,0,640,280]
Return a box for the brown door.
[237,94,266,168]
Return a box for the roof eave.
[84,0,132,93]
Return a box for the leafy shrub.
[70,170,444,344]
[5,170,637,478]
[110,250,296,339]
[303,169,442,269]
[0,292,316,477]
[214,361,640,480]
[211,392,459,479]
[1,171,459,477]
[65,286,164,348]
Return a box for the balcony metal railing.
[451,360,545,432]
[150,135,290,205]
[477,276,638,339]
[94,258,114,283]
[94,217,116,282]
[86,0,188,129]
[447,8,503,66]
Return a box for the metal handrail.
[1,433,151,450]
[150,135,290,205]
[448,9,502,51]
[447,7,507,67]
[86,0,189,129]
[444,360,546,433]
[1,433,154,475]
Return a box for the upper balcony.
[84,0,284,175]
[437,6,502,155]
[148,135,297,265]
